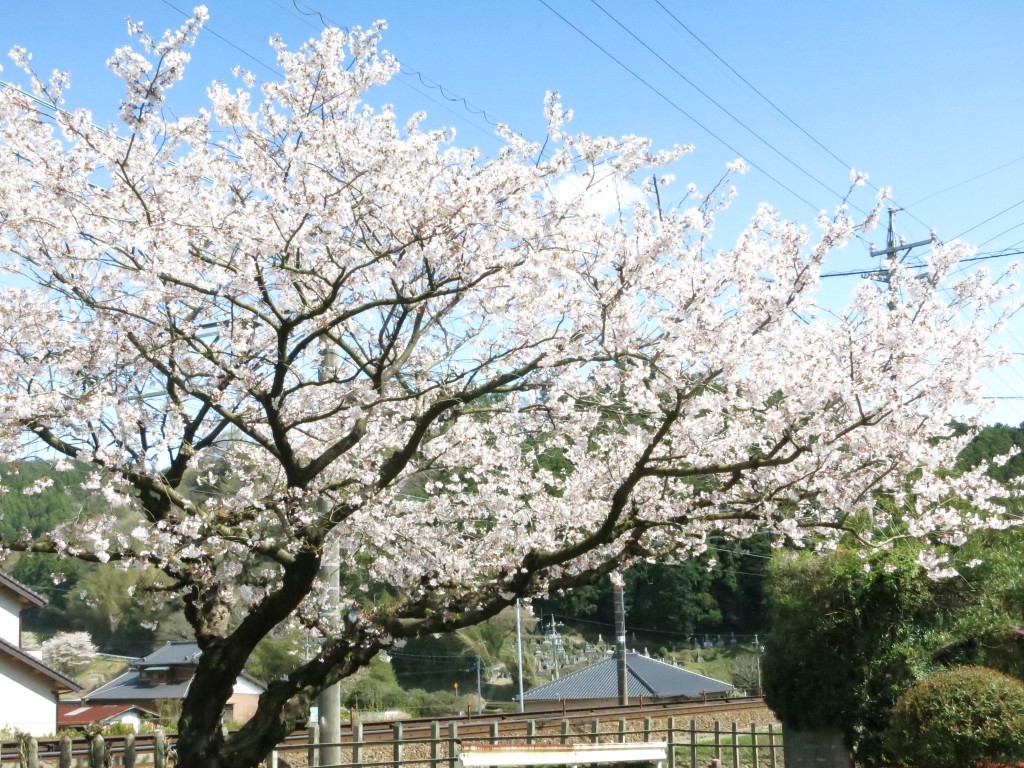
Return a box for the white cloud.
[549,171,645,218]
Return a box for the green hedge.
[884,666,1024,768]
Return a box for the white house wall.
[0,661,57,736]
[233,677,264,696]
[0,592,21,646]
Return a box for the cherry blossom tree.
[0,9,1017,768]
[41,630,98,676]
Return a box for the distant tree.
[925,527,1024,679]
[956,422,1024,483]
[66,567,179,654]
[0,460,107,539]
[388,633,479,693]
[729,652,762,693]
[341,656,407,712]
[246,626,311,684]
[455,608,521,683]
[42,631,98,676]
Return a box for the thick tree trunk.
[175,552,324,768]
[175,654,237,767]
[175,679,306,768]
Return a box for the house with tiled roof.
[58,702,158,732]
[0,573,82,735]
[85,641,265,723]
[520,652,734,712]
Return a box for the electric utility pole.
[516,600,525,713]
[317,343,342,768]
[612,573,628,706]
[869,208,935,308]
[476,655,483,715]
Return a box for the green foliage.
[0,460,99,616]
[8,552,85,613]
[100,722,140,737]
[246,627,310,683]
[539,538,769,640]
[389,633,478,692]
[0,460,107,538]
[155,699,182,729]
[763,525,1024,766]
[928,528,1024,679]
[728,652,761,692]
[0,459,187,653]
[404,688,467,716]
[392,610,539,695]
[65,566,178,653]
[884,666,1024,768]
[761,546,936,765]
[956,422,1024,484]
[457,608,517,662]
[342,657,408,711]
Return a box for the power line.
[547,612,766,640]
[652,1,851,177]
[268,0,509,137]
[649,0,931,234]
[587,0,859,214]
[951,196,1024,241]
[820,248,1024,279]
[397,66,504,129]
[158,0,281,78]
[906,152,1024,208]
[976,222,1024,249]
[535,0,824,215]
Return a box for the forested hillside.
[0,460,187,654]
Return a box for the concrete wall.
[782,729,852,768]
[227,692,261,723]
[229,676,264,722]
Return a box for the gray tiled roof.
[138,641,202,667]
[85,641,265,703]
[84,669,191,702]
[0,572,47,607]
[522,653,734,701]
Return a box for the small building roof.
[139,641,202,668]
[58,703,157,728]
[0,636,81,692]
[522,653,734,702]
[0,572,47,608]
[84,668,192,702]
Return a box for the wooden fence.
[2,731,170,768]
[2,707,781,768]
[284,716,781,768]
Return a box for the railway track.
[321,697,770,743]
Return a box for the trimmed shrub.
[884,666,1024,768]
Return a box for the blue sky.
[3,1,1024,424]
